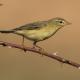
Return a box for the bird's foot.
[32,45,43,51]
[32,45,44,56]
[21,44,28,53]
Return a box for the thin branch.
[0,41,80,69]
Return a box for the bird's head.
[49,17,71,27]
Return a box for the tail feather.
[0,30,14,33]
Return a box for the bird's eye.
[59,21,63,23]
[55,20,64,24]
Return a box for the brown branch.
[0,41,80,69]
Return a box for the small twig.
[0,41,80,69]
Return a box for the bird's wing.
[13,21,47,31]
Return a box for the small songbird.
[0,17,71,49]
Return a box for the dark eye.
[59,21,63,23]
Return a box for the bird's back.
[13,21,47,31]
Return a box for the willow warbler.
[0,17,71,49]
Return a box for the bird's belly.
[16,26,58,41]
[22,27,57,41]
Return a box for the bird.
[0,17,71,50]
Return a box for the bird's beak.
[67,22,72,25]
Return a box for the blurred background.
[0,0,80,80]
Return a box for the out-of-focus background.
[0,0,80,80]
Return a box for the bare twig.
[0,41,80,69]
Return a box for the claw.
[33,41,44,56]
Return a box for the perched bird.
[0,17,71,49]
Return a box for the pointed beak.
[67,22,72,25]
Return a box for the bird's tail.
[0,30,14,33]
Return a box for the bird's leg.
[33,41,43,51]
[22,35,24,46]
[22,35,26,52]
[33,42,45,56]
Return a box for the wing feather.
[13,21,47,31]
